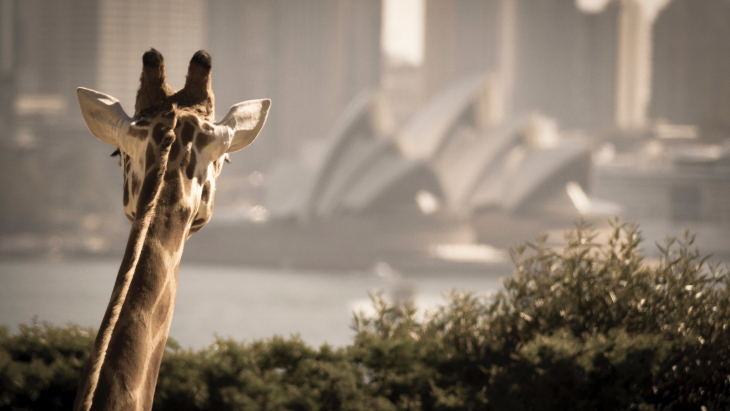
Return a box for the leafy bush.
[0,321,95,410]
[2,221,729,410]
[155,336,387,411]
[351,220,730,410]
[0,326,384,411]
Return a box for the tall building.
[0,0,17,136]
[208,0,382,166]
[651,0,730,138]
[420,0,618,130]
[97,0,208,111]
[13,0,99,125]
[0,0,104,234]
[422,0,501,100]
[511,0,619,129]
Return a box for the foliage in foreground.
[351,222,730,410]
[1,221,729,410]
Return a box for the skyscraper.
[422,0,501,100]
[651,0,730,138]
[0,0,17,136]
[208,0,381,166]
[97,0,208,111]
[511,0,619,129]
[420,0,619,130]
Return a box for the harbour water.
[0,259,508,348]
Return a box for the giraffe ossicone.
[73,49,270,411]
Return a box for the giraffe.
[72,49,270,411]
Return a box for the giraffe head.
[77,49,269,238]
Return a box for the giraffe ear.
[216,99,271,153]
[77,87,132,146]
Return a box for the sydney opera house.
[187,73,609,271]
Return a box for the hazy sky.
[576,0,613,13]
[381,0,671,65]
[381,0,424,65]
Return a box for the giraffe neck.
[74,136,194,411]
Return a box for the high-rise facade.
[651,0,730,138]
[208,0,382,166]
[97,0,208,111]
[510,0,619,129]
[13,0,99,126]
[0,0,17,136]
[420,0,619,130]
[0,0,105,234]
[422,0,501,101]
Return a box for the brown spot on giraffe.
[122,180,129,206]
[200,180,211,204]
[145,143,156,172]
[129,127,148,139]
[180,121,195,146]
[179,154,193,197]
[135,167,160,216]
[168,136,181,162]
[159,129,175,151]
[152,123,166,145]
[195,132,214,151]
[131,176,140,194]
[185,151,197,180]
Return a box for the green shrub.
[0,320,95,410]
[155,335,385,411]
[2,220,728,410]
[351,220,730,410]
